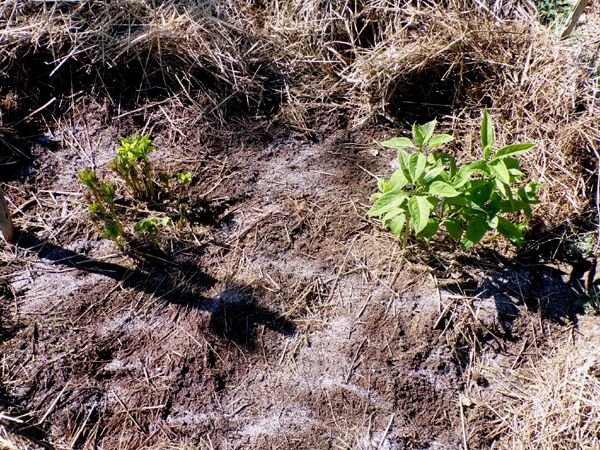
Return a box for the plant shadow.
[11,231,296,351]
[427,236,596,338]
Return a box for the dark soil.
[0,90,596,449]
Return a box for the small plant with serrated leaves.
[78,133,195,252]
[368,110,540,249]
[78,167,124,246]
[108,133,157,201]
[174,171,193,224]
[134,215,172,250]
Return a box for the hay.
[480,317,600,449]
[0,1,599,448]
[1,0,596,224]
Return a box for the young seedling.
[78,168,124,246]
[369,110,540,249]
[78,132,194,253]
[174,171,193,224]
[134,215,172,249]
[108,133,157,201]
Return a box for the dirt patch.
[1,1,599,449]
[1,103,598,448]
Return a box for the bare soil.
[1,92,597,450]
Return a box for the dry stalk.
[0,185,14,243]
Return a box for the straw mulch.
[480,316,600,450]
[1,0,597,226]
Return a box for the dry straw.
[482,320,600,449]
[0,1,598,448]
[1,0,597,226]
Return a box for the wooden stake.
[0,185,15,243]
[561,0,590,39]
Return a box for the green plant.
[108,133,157,201]
[134,215,172,249]
[175,171,193,186]
[534,0,571,25]
[368,110,541,249]
[174,171,193,223]
[78,167,123,245]
[78,133,196,251]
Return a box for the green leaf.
[382,207,405,222]
[381,137,414,149]
[497,199,526,214]
[445,196,487,213]
[408,152,427,181]
[427,134,454,148]
[370,191,384,202]
[78,167,99,189]
[493,143,533,160]
[89,202,104,218]
[408,195,433,234]
[462,217,489,249]
[417,218,439,240]
[443,218,463,241]
[454,160,489,188]
[489,159,511,185]
[413,119,436,147]
[465,160,490,175]
[465,180,493,207]
[388,170,409,190]
[518,182,541,203]
[428,180,461,197]
[494,178,511,198]
[453,168,473,189]
[368,192,407,217]
[176,171,193,185]
[480,108,494,154]
[487,215,499,229]
[508,168,524,178]
[397,149,412,182]
[421,120,437,146]
[483,146,492,161]
[423,166,446,184]
[387,213,406,236]
[497,217,525,246]
[103,220,121,240]
[501,158,522,179]
[442,152,459,178]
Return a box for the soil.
[0,96,597,449]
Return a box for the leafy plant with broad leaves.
[368,110,541,249]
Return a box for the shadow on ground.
[428,232,597,338]
[10,230,296,350]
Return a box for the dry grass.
[478,317,600,450]
[1,0,597,225]
[1,1,599,448]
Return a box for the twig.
[377,413,394,449]
[37,381,71,426]
[561,0,590,39]
[459,395,468,450]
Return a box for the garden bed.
[1,1,599,448]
